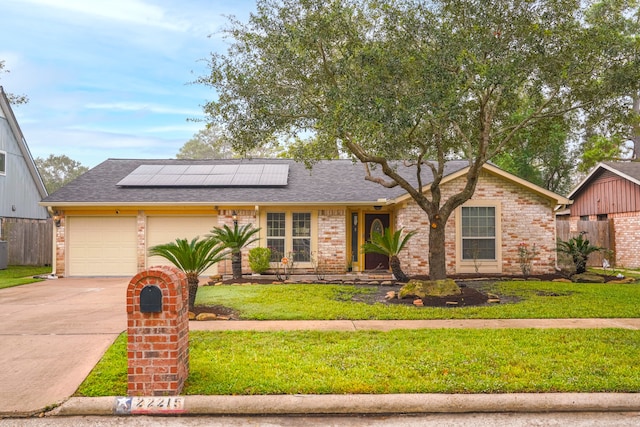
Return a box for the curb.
[50,393,640,416]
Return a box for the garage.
[146,215,219,276]
[67,216,138,276]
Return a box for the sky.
[0,0,256,168]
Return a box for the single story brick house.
[40,158,569,278]
[565,161,640,269]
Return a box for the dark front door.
[364,213,390,271]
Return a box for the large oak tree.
[199,0,636,280]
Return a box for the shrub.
[249,247,271,274]
[556,232,602,275]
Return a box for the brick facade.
[317,209,347,273]
[396,172,558,276]
[126,266,189,396]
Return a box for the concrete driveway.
[0,277,128,416]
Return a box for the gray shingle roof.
[41,158,471,205]
[602,161,640,183]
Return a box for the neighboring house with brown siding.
[40,158,569,278]
[567,161,640,269]
[0,86,50,266]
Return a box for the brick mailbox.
[126,265,189,396]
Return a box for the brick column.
[126,265,189,396]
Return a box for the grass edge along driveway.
[78,328,640,396]
[0,265,50,289]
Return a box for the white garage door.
[146,216,219,276]
[67,216,138,276]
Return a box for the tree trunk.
[187,277,199,312]
[428,220,447,280]
[232,250,242,279]
[389,255,409,282]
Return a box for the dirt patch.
[191,304,241,320]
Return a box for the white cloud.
[13,0,190,32]
[85,102,202,116]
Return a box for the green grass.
[196,281,640,320]
[0,265,51,289]
[77,329,640,396]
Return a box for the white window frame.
[263,210,316,266]
[455,201,502,274]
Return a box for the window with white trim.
[461,206,496,260]
[291,212,311,262]
[266,211,312,262]
[266,212,286,261]
[0,151,6,175]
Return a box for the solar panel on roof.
[185,165,216,175]
[116,163,289,187]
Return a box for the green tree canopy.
[199,0,638,279]
[579,0,640,163]
[35,154,89,194]
[177,126,284,159]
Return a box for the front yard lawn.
[195,281,640,320]
[77,328,640,396]
[0,265,51,289]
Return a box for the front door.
[364,213,390,271]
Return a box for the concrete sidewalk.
[1,277,639,418]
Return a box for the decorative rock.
[399,279,461,299]
[552,278,572,283]
[381,281,394,285]
[487,298,500,304]
[385,291,397,300]
[188,312,196,320]
[571,273,605,283]
[413,299,424,307]
[445,301,458,306]
[487,293,500,299]
[216,316,231,321]
[367,281,380,285]
[195,313,218,321]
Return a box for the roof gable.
[391,162,571,205]
[568,161,640,200]
[0,86,47,200]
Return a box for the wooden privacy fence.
[1,218,52,266]
[556,220,612,267]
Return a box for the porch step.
[366,273,394,280]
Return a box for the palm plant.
[208,223,261,279]
[148,237,228,311]
[556,232,602,275]
[361,227,417,282]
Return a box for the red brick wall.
[126,265,189,396]
[396,172,558,276]
[317,209,347,273]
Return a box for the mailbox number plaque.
[115,396,186,415]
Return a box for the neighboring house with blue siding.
[0,86,51,266]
